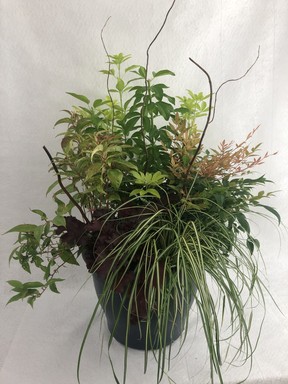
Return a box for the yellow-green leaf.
[85,163,102,181]
[152,70,175,78]
[116,78,125,92]
[107,169,123,189]
[66,92,90,104]
[5,224,38,234]
[146,188,160,198]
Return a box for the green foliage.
[6,53,281,384]
[44,56,222,212]
[7,212,78,302]
[77,201,274,384]
[7,278,64,307]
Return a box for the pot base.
[93,273,193,350]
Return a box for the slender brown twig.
[43,146,90,223]
[144,0,177,82]
[209,46,260,124]
[185,47,260,178]
[141,0,177,172]
[185,57,213,178]
[100,17,115,132]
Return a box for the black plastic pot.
[92,273,194,350]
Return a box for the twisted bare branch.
[141,0,177,172]
[209,46,260,124]
[43,146,90,224]
[185,47,260,179]
[145,0,177,83]
[185,58,213,178]
[100,17,115,132]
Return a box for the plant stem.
[141,0,177,172]
[209,46,260,124]
[185,48,260,180]
[101,17,115,132]
[43,146,90,223]
[144,0,177,79]
[185,58,213,178]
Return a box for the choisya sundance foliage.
[7,53,281,384]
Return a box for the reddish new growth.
[196,126,277,179]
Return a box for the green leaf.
[145,103,156,115]
[48,278,65,283]
[85,163,102,181]
[52,215,66,227]
[44,222,51,237]
[66,92,90,105]
[107,169,123,189]
[7,293,23,305]
[214,194,225,206]
[201,101,207,110]
[165,94,175,104]
[246,236,260,255]
[54,197,65,214]
[246,238,254,255]
[59,250,79,265]
[106,145,122,153]
[152,84,164,100]
[125,116,140,131]
[129,188,160,199]
[23,281,44,289]
[22,262,31,274]
[54,117,71,127]
[116,78,125,92]
[34,225,45,243]
[46,180,59,196]
[131,170,144,182]
[146,188,161,198]
[91,144,104,159]
[257,204,281,225]
[129,188,144,197]
[61,136,72,153]
[156,102,174,120]
[49,282,60,294]
[138,66,146,78]
[108,193,121,202]
[7,280,23,289]
[89,116,101,129]
[174,107,190,114]
[254,238,260,249]
[27,296,37,308]
[242,175,267,185]
[93,99,103,108]
[112,159,137,171]
[151,171,166,184]
[109,53,131,65]
[5,224,38,234]
[99,69,115,76]
[125,64,140,73]
[151,84,169,90]
[152,70,175,78]
[31,209,47,220]
[236,213,250,234]
[78,106,92,115]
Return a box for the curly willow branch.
[142,0,177,172]
[185,58,213,178]
[145,0,177,82]
[43,146,90,224]
[185,47,260,179]
[210,46,260,124]
[100,16,115,132]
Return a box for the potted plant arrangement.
[6,13,281,384]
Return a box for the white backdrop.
[1,1,288,383]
